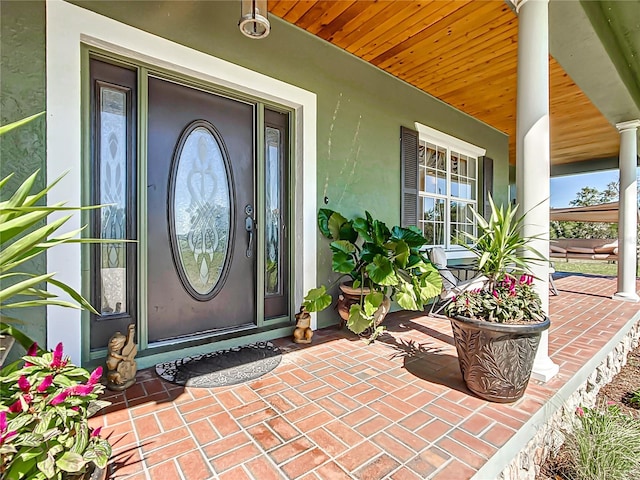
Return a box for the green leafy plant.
[0,342,111,479]
[445,196,547,323]
[557,404,640,480]
[0,114,114,477]
[302,209,441,339]
[464,195,546,288]
[630,388,640,408]
[445,274,545,324]
[1,113,114,356]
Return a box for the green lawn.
[552,259,638,276]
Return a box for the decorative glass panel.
[265,127,282,296]
[172,126,230,297]
[99,87,127,315]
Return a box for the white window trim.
[415,122,486,158]
[46,0,317,364]
[414,122,485,257]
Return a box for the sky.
[550,169,620,208]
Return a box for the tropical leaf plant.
[1,114,114,478]
[0,114,119,345]
[302,208,442,340]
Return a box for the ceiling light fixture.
[239,0,270,39]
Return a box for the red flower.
[0,412,16,445]
[50,342,68,369]
[17,375,31,393]
[88,367,102,386]
[24,342,38,367]
[91,426,102,438]
[50,390,70,406]
[9,394,32,413]
[69,384,95,396]
[37,375,54,393]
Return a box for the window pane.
[450,201,475,246]
[265,127,282,296]
[99,87,127,315]
[419,196,445,245]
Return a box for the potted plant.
[302,209,442,342]
[0,343,111,479]
[1,114,114,477]
[444,196,549,403]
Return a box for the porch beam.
[514,0,559,382]
[613,120,640,302]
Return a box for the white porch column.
[613,120,640,302]
[514,0,559,382]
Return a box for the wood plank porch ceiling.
[269,0,620,166]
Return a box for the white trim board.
[415,122,486,157]
[46,0,317,364]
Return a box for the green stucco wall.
[70,1,509,327]
[0,0,47,357]
[0,1,508,336]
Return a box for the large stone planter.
[450,315,550,403]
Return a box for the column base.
[531,356,559,382]
[612,291,640,302]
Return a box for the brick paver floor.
[92,273,640,479]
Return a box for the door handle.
[245,205,254,258]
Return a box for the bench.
[550,238,618,262]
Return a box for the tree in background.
[550,179,639,240]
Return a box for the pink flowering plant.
[445,274,545,323]
[0,342,111,479]
[445,196,546,323]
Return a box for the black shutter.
[480,156,494,218]
[400,126,419,227]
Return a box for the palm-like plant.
[0,114,105,354]
[465,195,545,289]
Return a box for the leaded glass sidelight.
[99,86,128,315]
[170,124,231,299]
[265,127,282,296]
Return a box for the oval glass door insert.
[170,122,232,300]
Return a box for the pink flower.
[17,375,31,393]
[8,400,23,413]
[49,390,70,406]
[69,384,95,396]
[606,401,616,406]
[8,394,32,413]
[27,343,38,356]
[37,375,54,393]
[576,406,585,417]
[0,412,16,445]
[91,426,102,438]
[492,290,499,298]
[24,342,38,367]
[88,367,102,386]
[50,342,68,369]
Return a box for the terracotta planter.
[449,315,550,403]
[336,282,390,332]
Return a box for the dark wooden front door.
[147,77,255,342]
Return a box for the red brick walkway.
[93,273,640,479]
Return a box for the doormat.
[155,341,282,388]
